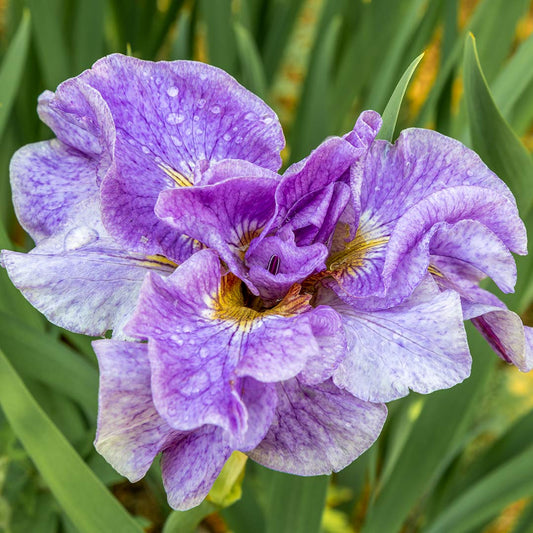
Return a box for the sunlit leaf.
[0,349,143,533]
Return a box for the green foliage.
[1,0,533,531]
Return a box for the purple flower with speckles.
[1,54,285,336]
[2,53,532,511]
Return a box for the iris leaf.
[376,52,424,142]
[163,501,217,533]
[290,14,341,162]
[424,445,533,533]
[234,22,268,99]
[261,469,329,533]
[492,31,533,119]
[0,349,143,533]
[73,0,104,72]
[463,34,533,214]
[0,311,98,419]
[0,9,31,139]
[27,0,71,88]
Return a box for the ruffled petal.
[9,140,99,243]
[77,54,283,256]
[37,78,114,180]
[249,378,387,475]
[93,340,178,481]
[323,287,471,402]
[124,250,341,439]
[156,177,277,285]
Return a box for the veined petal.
[2,234,175,336]
[93,340,178,481]
[344,110,382,153]
[161,426,232,511]
[77,54,283,255]
[245,232,328,301]
[37,78,114,181]
[248,378,387,476]
[10,140,99,243]
[322,287,471,402]
[124,250,342,438]
[156,177,277,286]
[267,137,358,237]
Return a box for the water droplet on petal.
[210,105,221,114]
[167,86,179,97]
[166,113,185,125]
[244,112,256,120]
[197,98,206,109]
[223,133,231,141]
[262,116,273,124]
[171,135,183,147]
[64,227,99,251]
[141,145,150,154]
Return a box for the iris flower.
[2,54,531,510]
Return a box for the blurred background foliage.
[0,0,533,532]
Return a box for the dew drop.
[244,112,256,120]
[171,135,183,147]
[197,98,206,109]
[262,116,273,125]
[210,105,221,114]
[193,115,200,122]
[182,324,192,333]
[166,113,185,125]
[166,86,179,97]
[235,136,243,144]
[223,133,231,142]
[64,227,99,251]
[141,145,150,154]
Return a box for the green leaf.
[0,311,98,419]
[200,0,238,75]
[234,22,268,99]
[365,0,427,114]
[162,501,217,533]
[424,445,533,533]
[0,349,143,533]
[376,53,424,142]
[492,30,533,119]
[261,469,329,533]
[27,0,70,88]
[289,13,341,162]
[463,33,533,215]
[0,9,31,139]
[73,0,104,72]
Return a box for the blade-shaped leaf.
[463,33,533,214]
[424,445,533,533]
[0,9,31,139]
[376,53,424,142]
[0,349,143,533]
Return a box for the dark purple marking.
[267,255,280,275]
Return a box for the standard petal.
[267,137,357,236]
[77,54,283,255]
[245,232,328,301]
[156,177,277,284]
[10,140,99,243]
[344,110,382,153]
[249,379,387,476]
[324,288,471,402]
[93,340,178,481]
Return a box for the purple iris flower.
[2,54,531,510]
[2,54,284,336]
